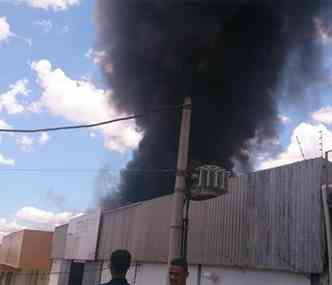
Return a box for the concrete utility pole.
[168,97,192,264]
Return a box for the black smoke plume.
[95,0,325,206]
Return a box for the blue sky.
[0,0,142,239]
[0,0,332,240]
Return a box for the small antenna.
[319,130,324,158]
[296,136,306,161]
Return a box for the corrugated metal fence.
[98,195,173,263]
[97,159,326,274]
[188,159,325,273]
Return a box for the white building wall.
[100,262,197,285]
[100,262,110,284]
[99,263,310,285]
[65,210,101,261]
[48,260,61,285]
[48,259,71,285]
[200,266,310,285]
[135,263,198,285]
[99,262,311,285]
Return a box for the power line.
[0,104,191,134]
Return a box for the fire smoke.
[95,0,326,207]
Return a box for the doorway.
[68,261,85,285]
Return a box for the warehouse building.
[0,230,53,285]
[52,158,332,285]
[48,210,101,285]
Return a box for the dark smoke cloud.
[44,188,67,210]
[95,0,325,206]
[94,164,121,210]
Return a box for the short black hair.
[110,249,132,275]
[170,257,188,273]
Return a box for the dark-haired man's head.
[110,249,132,279]
[169,257,188,285]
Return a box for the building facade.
[0,230,53,285]
[51,158,332,285]
[49,210,102,285]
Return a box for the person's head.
[169,257,188,285]
[110,249,132,278]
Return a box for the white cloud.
[31,59,143,152]
[33,19,52,33]
[312,106,332,124]
[0,17,11,42]
[0,119,12,130]
[86,48,113,74]
[0,206,81,242]
[16,207,81,227]
[259,122,332,170]
[0,17,31,46]
[17,0,80,11]
[86,48,107,65]
[278,114,292,124]
[89,132,96,139]
[16,135,34,152]
[28,100,43,113]
[0,79,30,114]
[39,132,50,145]
[0,153,15,166]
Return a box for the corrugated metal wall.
[188,158,325,273]
[51,225,68,260]
[65,210,101,261]
[98,195,173,263]
[97,158,326,274]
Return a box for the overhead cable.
[0,104,191,134]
